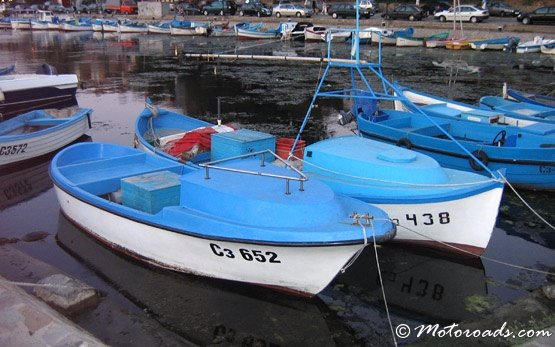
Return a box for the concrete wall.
[138,1,171,19]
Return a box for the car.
[238,2,272,17]
[202,0,237,16]
[434,5,489,23]
[419,1,451,16]
[517,6,555,25]
[328,3,373,19]
[47,4,73,14]
[381,4,425,21]
[359,0,376,12]
[176,2,202,16]
[272,3,313,18]
[487,2,520,17]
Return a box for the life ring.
[397,137,412,149]
[469,150,489,171]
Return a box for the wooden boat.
[304,25,327,41]
[235,22,295,40]
[480,96,555,124]
[170,21,209,36]
[61,19,93,32]
[397,83,550,127]
[516,36,555,54]
[469,37,520,51]
[50,142,395,296]
[507,88,555,109]
[118,21,148,34]
[0,66,79,121]
[0,107,92,166]
[370,27,414,46]
[445,38,485,50]
[381,84,555,190]
[396,32,449,47]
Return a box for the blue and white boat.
[0,107,92,166]
[516,36,555,54]
[396,83,551,127]
[92,18,117,32]
[170,21,210,36]
[480,96,555,124]
[50,142,395,296]
[469,36,520,51]
[236,22,296,40]
[507,88,555,109]
[118,20,148,34]
[147,21,173,34]
[362,89,555,190]
[61,18,93,31]
[0,64,15,76]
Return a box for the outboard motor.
[504,38,518,53]
[36,63,57,75]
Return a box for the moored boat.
[480,96,555,124]
[516,36,555,54]
[50,142,395,296]
[469,36,520,51]
[236,22,295,40]
[540,41,555,55]
[0,107,92,166]
[506,88,555,108]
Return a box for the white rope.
[369,219,398,347]
[340,220,369,273]
[498,171,554,230]
[392,222,555,276]
[290,155,502,188]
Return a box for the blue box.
[121,171,181,214]
[211,129,275,162]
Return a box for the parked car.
[419,1,451,16]
[517,6,555,25]
[359,0,376,12]
[487,2,520,17]
[238,2,272,17]
[328,3,373,19]
[47,4,73,14]
[381,4,425,21]
[176,2,202,15]
[202,0,237,16]
[272,3,313,18]
[434,5,489,23]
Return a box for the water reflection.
[56,213,355,346]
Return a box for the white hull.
[425,40,447,48]
[92,23,103,32]
[470,42,506,51]
[396,37,422,47]
[0,116,89,166]
[147,25,170,34]
[118,25,148,33]
[55,188,365,295]
[61,23,92,32]
[170,26,207,36]
[376,187,503,254]
[370,32,396,45]
[11,21,31,30]
[396,89,539,128]
[304,29,325,41]
[47,22,60,30]
[540,45,555,55]
[516,45,540,54]
[30,21,50,30]
[102,24,118,32]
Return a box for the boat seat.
[522,122,555,136]
[412,123,450,137]
[421,103,462,118]
[25,118,67,127]
[58,154,182,196]
[379,116,411,129]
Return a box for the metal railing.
[198,149,308,195]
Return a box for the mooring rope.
[390,222,555,276]
[498,171,554,230]
[340,220,369,273]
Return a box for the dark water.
[1,30,554,345]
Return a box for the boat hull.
[0,74,79,121]
[375,186,502,255]
[0,111,90,166]
[54,187,366,296]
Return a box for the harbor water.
[0,29,554,345]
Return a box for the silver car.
[272,4,313,18]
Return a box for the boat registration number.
[209,243,281,263]
[392,212,451,227]
[0,144,27,155]
[539,165,552,174]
